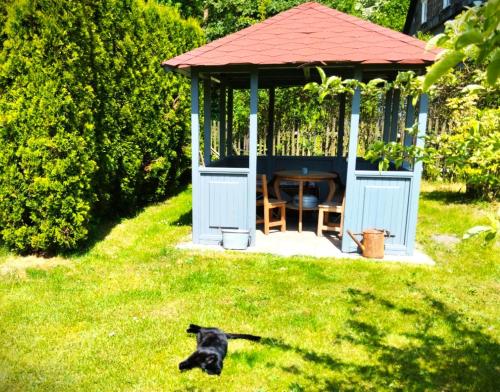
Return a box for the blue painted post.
[266,87,275,157]
[219,84,226,159]
[383,89,393,143]
[191,71,200,243]
[405,93,428,255]
[249,71,259,246]
[203,78,212,166]
[337,93,346,157]
[389,89,401,142]
[227,88,234,156]
[404,96,415,147]
[341,69,362,252]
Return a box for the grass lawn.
[0,182,499,391]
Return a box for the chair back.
[339,187,346,210]
[257,174,269,204]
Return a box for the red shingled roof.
[163,2,437,70]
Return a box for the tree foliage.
[424,0,500,90]
[0,0,203,253]
[427,85,499,199]
[156,0,206,19]
[170,0,409,41]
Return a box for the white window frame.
[421,0,428,24]
[443,0,451,8]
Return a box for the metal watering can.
[347,229,391,259]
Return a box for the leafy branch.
[424,0,500,90]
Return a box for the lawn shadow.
[66,216,122,257]
[346,287,418,315]
[173,209,192,227]
[66,182,191,257]
[259,337,343,372]
[420,188,478,205]
[339,287,500,390]
[258,287,500,391]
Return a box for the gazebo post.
[337,93,346,156]
[402,96,415,170]
[389,89,401,142]
[341,68,362,251]
[219,84,226,159]
[403,96,415,147]
[266,87,275,157]
[191,71,200,243]
[249,71,259,246]
[405,93,428,254]
[227,88,234,156]
[382,89,393,143]
[203,78,212,166]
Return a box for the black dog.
[179,324,261,375]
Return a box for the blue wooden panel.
[342,172,413,255]
[199,170,249,244]
[209,180,246,228]
[360,179,410,247]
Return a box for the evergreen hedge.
[0,0,203,253]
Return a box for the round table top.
[274,170,338,180]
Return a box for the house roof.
[163,1,437,72]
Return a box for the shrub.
[431,105,500,200]
[0,0,203,253]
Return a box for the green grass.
[0,183,499,391]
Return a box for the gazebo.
[162,2,436,256]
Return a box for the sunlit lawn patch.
[0,183,498,391]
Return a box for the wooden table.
[273,170,338,232]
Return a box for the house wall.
[406,0,475,36]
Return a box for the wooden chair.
[317,190,345,237]
[256,174,287,234]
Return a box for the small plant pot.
[221,229,250,250]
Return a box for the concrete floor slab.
[177,229,435,266]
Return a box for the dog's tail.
[186,324,202,334]
[226,333,261,341]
